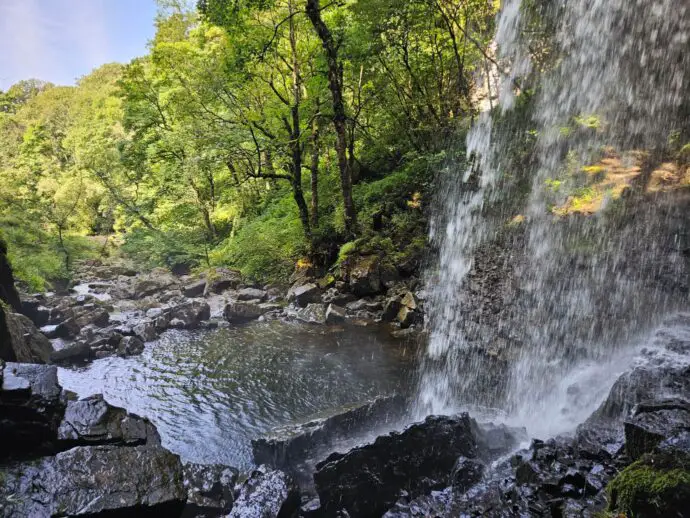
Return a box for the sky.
[0,0,159,90]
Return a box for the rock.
[182,462,238,517]
[624,398,690,459]
[53,317,81,339]
[0,363,64,459]
[237,288,268,302]
[252,395,407,475]
[224,301,269,323]
[20,300,50,327]
[287,283,322,307]
[134,321,159,342]
[397,306,419,328]
[348,255,383,296]
[168,300,211,329]
[0,239,22,312]
[322,287,356,306]
[133,274,178,299]
[400,291,417,310]
[450,457,485,492]
[74,308,110,328]
[146,307,164,319]
[228,465,300,518]
[382,297,402,322]
[183,280,207,298]
[314,414,478,517]
[474,421,528,458]
[1,307,53,363]
[0,445,186,517]
[206,268,243,294]
[58,394,160,447]
[295,303,327,325]
[325,304,347,324]
[346,299,370,312]
[118,336,145,357]
[50,341,93,363]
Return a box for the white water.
[419,0,690,437]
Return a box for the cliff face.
[0,240,52,363]
[0,238,21,312]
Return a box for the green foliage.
[210,193,308,282]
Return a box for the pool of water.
[58,321,416,470]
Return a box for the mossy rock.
[607,454,690,517]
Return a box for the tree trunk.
[310,109,320,228]
[305,0,357,237]
[289,0,312,243]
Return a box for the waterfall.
[418,0,690,436]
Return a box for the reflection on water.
[58,321,414,469]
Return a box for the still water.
[58,321,414,470]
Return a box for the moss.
[607,455,690,517]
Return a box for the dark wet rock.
[184,280,207,298]
[450,457,485,492]
[52,317,81,339]
[325,304,347,324]
[624,398,690,459]
[50,341,93,363]
[382,297,401,322]
[20,299,50,327]
[224,301,270,323]
[0,362,64,459]
[228,465,300,518]
[313,414,478,517]
[118,336,145,357]
[58,394,160,447]
[288,283,322,307]
[252,395,407,475]
[0,444,185,517]
[1,307,53,363]
[182,462,239,518]
[238,288,268,302]
[295,303,327,325]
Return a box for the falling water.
[419,0,690,436]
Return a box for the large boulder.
[313,414,478,517]
[20,299,50,327]
[224,301,270,323]
[183,280,207,298]
[624,398,690,459]
[237,287,269,302]
[50,341,93,364]
[182,462,238,518]
[0,445,186,517]
[0,306,53,363]
[168,300,211,329]
[228,465,300,518]
[347,255,383,296]
[205,268,243,294]
[287,283,322,307]
[0,362,64,459]
[295,303,327,325]
[58,394,160,447]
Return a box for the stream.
[57,321,415,470]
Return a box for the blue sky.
[0,0,159,90]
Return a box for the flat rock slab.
[58,393,161,447]
[0,445,185,517]
[252,395,408,476]
[314,414,478,517]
